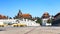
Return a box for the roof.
[41,12,50,18]
[54,12,60,17]
[0,14,7,19]
[21,14,32,18]
[22,14,31,16]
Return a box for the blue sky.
[0,0,60,18]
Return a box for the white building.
[0,19,40,26]
[41,12,52,26]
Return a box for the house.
[0,14,7,19]
[41,12,51,26]
[52,12,60,26]
[14,10,32,19]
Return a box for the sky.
[0,0,60,18]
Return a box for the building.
[41,12,51,26]
[54,12,60,20]
[0,19,40,26]
[14,10,32,19]
[0,14,7,19]
[52,12,60,26]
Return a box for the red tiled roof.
[0,14,7,19]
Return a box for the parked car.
[12,23,27,27]
[0,22,8,27]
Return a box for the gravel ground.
[0,26,60,34]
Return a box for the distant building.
[0,14,7,19]
[52,12,60,26]
[41,12,51,26]
[14,10,32,19]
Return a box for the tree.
[9,17,12,19]
[47,19,52,23]
[34,17,42,25]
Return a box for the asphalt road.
[0,26,60,34]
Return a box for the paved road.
[0,27,60,34]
